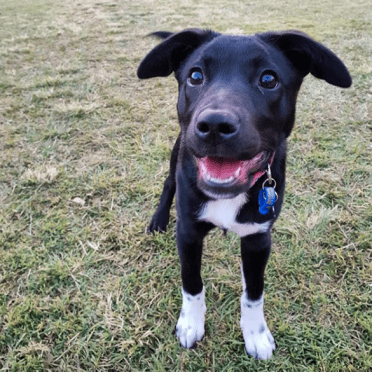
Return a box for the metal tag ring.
[262,178,276,189]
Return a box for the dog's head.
[138,29,351,198]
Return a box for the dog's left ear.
[258,31,352,88]
[137,29,220,79]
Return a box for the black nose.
[195,110,239,142]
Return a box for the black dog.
[137,29,351,359]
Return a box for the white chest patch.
[198,193,271,237]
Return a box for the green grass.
[0,0,371,370]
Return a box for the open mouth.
[197,152,267,187]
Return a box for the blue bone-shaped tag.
[259,187,277,215]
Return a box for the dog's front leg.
[240,232,276,359]
[147,135,180,233]
[175,220,212,348]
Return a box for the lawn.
[0,0,371,371]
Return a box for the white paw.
[240,294,276,360]
[175,287,206,348]
[242,322,276,359]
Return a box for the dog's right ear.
[137,29,219,79]
[257,31,352,88]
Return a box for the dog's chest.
[198,193,270,237]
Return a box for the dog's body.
[137,29,351,359]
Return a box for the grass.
[0,0,371,370]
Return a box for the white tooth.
[234,167,241,177]
[207,176,235,184]
[200,162,208,178]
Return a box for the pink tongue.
[203,157,242,179]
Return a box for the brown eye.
[260,72,278,89]
[188,69,203,85]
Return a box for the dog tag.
[259,187,277,215]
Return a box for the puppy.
[137,29,351,359]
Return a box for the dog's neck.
[248,152,275,189]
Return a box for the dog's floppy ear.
[137,29,220,79]
[258,31,352,88]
